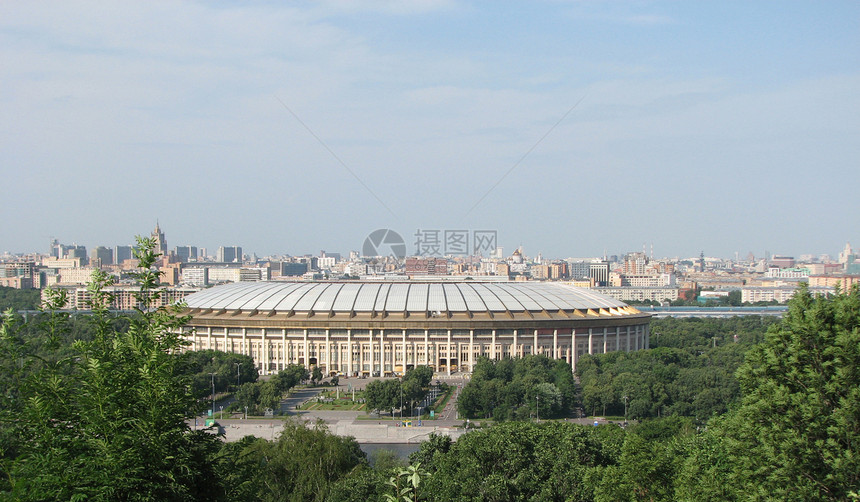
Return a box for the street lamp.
[235,362,241,388]
[209,372,216,418]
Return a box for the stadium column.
[224,329,229,356]
[626,326,631,352]
[242,328,247,356]
[402,329,407,374]
[469,330,474,372]
[588,328,593,355]
[379,329,385,376]
[325,329,330,375]
[645,324,650,349]
[513,330,518,358]
[367,330,373,375]
[446,330,452,375]
[616,327,620,352]
[281,330,286,370]
[553,329,558,360]
[635,324,642,350]
[207,326,212,351]
[347,329,353,376]
[603,327,608,354]
[359,334,365,375]
[491,329,496,360]
[533,329,538,356]
[261,329,267,375]
[424,329,429,367]
[567,330,573,365]
[303,329,309,368]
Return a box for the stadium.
[181,281,652,376]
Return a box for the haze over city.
[2,1,858,258]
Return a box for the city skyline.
[2,2,858,258]
[4,224,854,264]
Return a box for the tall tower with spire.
[839,242,854,264]
[151,222,167,256]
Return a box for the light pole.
[235,362,241,388]
[219,405,223,420]
[209,372,216,418]
[536,394,539,422]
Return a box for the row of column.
[193,324,649,375]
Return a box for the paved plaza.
[196,375,471,443]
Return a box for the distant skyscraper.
[115,245,133,264]
[67,245,88,266]
[567,261,590,280]
[280,262,308,276]
[589,261,610,286]
[175,246,198,262]
[91,246,113,266]
[217,246,242,263]
[151,223,167,256]
[623,252,648,275]
[838,242,854,264]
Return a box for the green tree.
[233,381,262,414]
[276,363,309,391]
[408,433,452,469]
[312,365,324,385]
[217,420,366,502]
[326,465,388,502]
[0,286,41,311]
[420,421,624,501]
[707,284,860,500]
[366,379,400,417]
[0,236,221,501]
[178,349,257,396]
[458,355,576,420]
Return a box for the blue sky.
[2,1,858,259]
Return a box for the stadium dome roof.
[184,281,637,318]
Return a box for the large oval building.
[181,281,651,375]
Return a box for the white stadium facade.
[181,281,652,376]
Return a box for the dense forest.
[0,241,856,500]
[0,286,41,311]
[576,316,777,420]
[457,355,576,420]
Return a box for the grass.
[300,400,366,411]
[429,386,454,417]
[298,389,367,411]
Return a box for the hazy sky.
[2,1,858,259]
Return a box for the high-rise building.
[66,246,88,266]
[567,261,591,280]
[90,246,113,266]
[115,245,133,264]
[589,261,610,286]
[839,243,854,264]
[151,223,167,256]
[175,246,198,262]
[623,252,648,275]
[217,246,242,263]
[280,262,308,277]
[182,267,208,287]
